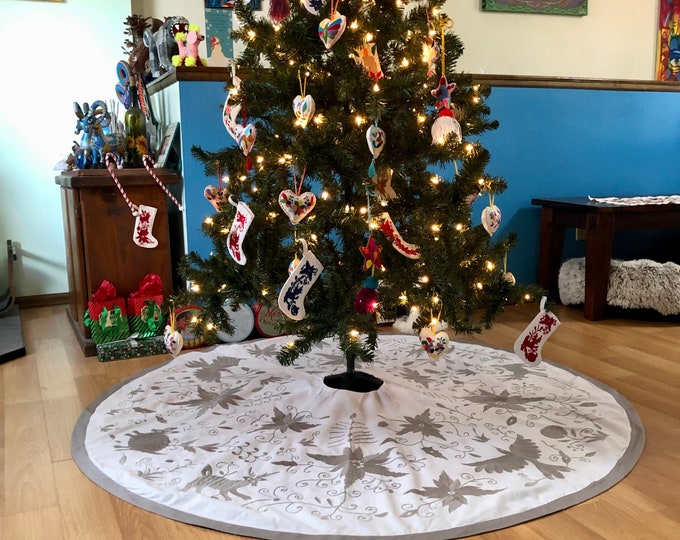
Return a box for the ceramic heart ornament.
[366,124,386,158]
[163,324,183,357]
[204,185,229,211]
[318,12,347,50]
[419,327,450,360]
[237,123,256,156]
[481,204,502,236]
[279,190,317,224]
[293,94,316,128]
[303,0,324,15]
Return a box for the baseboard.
[16,293,70,308]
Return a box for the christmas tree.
[177,0,543,389]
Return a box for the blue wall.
[475,86,680,284]
[176,80,680,285]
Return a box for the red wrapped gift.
[127,274,165,338]
[127,274,164,315]
[87,280,127,321]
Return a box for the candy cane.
[105,152,138,216]
[142,155,184,211]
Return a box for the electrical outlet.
[575,228,586,241]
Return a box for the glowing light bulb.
[417,114,427,124]
[430,175,440,185]
[465,143,475,154]
[350,329,360,338]
[204,217,214,225]
[360,207,368,215]
[220,227,229,234]
[472,96,481,104]
[401,58,410,67]
[419,275,430,284]
[365,32,374,42]
[476,282,484,290]
[455,223,464,231]
[247,30,256,40]
[355,115,365,126]
[206,322,215,331]
[190,282,200,292]
[486,261,495,271]
[321,190,330,200]
[524,294,532,301]
[431,224,441,233]
[190,316,199,324]
[314,114,325,124]
[350,20,359,30]
[372,83,380,92]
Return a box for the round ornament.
[163,325,183,357]
[252,302,286,338]
[481,204,502,236]
[173,305,206,349]
[366,124,386,159]
[216,302,255,343]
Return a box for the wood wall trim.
[148,67,680,94]
[16,293,70,308]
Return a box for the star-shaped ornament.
[359,236,382,271]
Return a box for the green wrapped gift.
[96,335,168,362]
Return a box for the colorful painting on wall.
[657,0,680,80]
[482,0,587,16]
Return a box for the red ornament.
[354,287,379,314]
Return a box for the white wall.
[0,0,132,297]
[0,0,665,298]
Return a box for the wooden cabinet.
[56,168,183,356]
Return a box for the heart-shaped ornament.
[318,12,347,50]
[279,190,317,224]
[503,271,516,285]
[163,325,184,357]
[293,94,316,128]
[419,327,450,360]
[204,185,229,211]
[303,0,324,15]
[237,123,256,156]
[366,124,386,158]
[481,204,502,236]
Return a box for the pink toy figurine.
[172,24,206,67]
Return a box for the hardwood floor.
[2,303,678,539]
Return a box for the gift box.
[96,335,168,362]
[127,274,165,338]
[84,280,130,344]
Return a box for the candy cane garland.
[142,155,184,211]
[105,152,138,216]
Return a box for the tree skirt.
[72,335,644,539]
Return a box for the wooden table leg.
[584,212,614,320]
[536,207,566,300]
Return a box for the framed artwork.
[156,123,179,168]
[482,0,587,16]
[656,0,680,80]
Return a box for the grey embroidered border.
[72,335,644,539]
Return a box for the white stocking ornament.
[227,196,254,265]
[378,212,420,259]
[133,204,159,248]
[514,296,560,365]
[278,239,324,321]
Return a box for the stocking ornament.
[227,195,254,265]
[106,153,158,249]
[514,296,560,365]
[278,239,324,321]
[378,212,420,259]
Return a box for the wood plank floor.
[1,303,678,539]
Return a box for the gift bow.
[141,300,163,332]
[130,273,163,298]
[91,280,118,302]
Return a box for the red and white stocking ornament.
[377,212,420,259]
[227,195,254,265]
[278,239,324,321]
[514,296,560,365]
[106,153,159,249]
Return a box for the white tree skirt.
[72,335,644,539]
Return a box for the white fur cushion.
[558,258,680,315]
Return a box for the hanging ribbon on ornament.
[419,308,450,360]
[502,251,516,285]
[366,121,386,178]
[142,155,184,211]
[481,191,502,236]
[204,162,229,211]
[318,0,347,50]
[430,16,461,145]
[278,238,324,321]
[279,166,317,225]
[293,69,316,129]
[105,153,159,249]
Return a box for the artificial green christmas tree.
[177,0,543,389]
